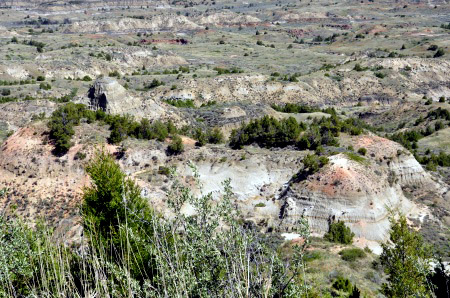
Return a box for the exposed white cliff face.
[278,154,415,241]
[389,154,443,192]
[276,132,447,242]
[65,16,201,34]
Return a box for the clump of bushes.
[427,107,450,121]
[165,99,195,108]
[229,113,370,151]
[167,134,184,155]
[415,151,450,171]
[158,166,171,176]
[302,154,329,174]
[357,147,367,155]
[107,116,176,144]
[390,130,423,150]
[354,63,368,71]
[74,151,86,160]
[47,103,88,154]
[324,220,355,244]
[229,115,302,149]
[39,82,51,90]
[213,67,243,75]
[48,103,178,153]
[271,104,339,116]
[193,127,225,147]
[434,48,445,58]
[331,276,361,297]
[339,248,366,262]
[145,79,165,89]
[1,88,11,96]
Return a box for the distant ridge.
[0,0,160,10]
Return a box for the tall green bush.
[324,220,355,244]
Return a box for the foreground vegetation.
[0,151,448,296]
[0,152,311,297]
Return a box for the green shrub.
[158,166,171,176]
[0,216,37,296]
[82,151,155,282]
[74,151,86,160]
[332,276,353,293]
[194,127,207,146]
[208,127,224,144]
[107,114,136,144]
[167,134,184,155]
[39,82,51,90]
[434,48,445,58]
[380,214,433,297]
[254,202,266,208]
[146,78,164,89]
[47,102,87,154]
[303,250,322,262]
[271,103,321,114]
[165,99,195,108]
[1,88,11,96]
[339,248,366,262]
[213,67,243,75]
[357,147,367,155]
[108,70,120,77]
[324,221,355,244]
[36,75,45,81]
[354,63,368,71]
[302,154,329,174]
[332,276,361,297]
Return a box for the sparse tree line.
[389,107,450,170]
[46,101,375,159]
[47,102,225,156]
[229,113,368,150]
[10,37,45,52]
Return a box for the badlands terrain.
[0,0,449,295]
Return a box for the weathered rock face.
[277,135,442,242]
[0,0,158,10]
[65,16,201,34]
[86,77,143,115]
[389,155,441,190]
[278,154,412,241]
[0,123,442,246]
[151,58,450,107]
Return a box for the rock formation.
[277,135,442,241]
[87,77,142,115]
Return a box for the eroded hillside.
[0,0,449,294]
